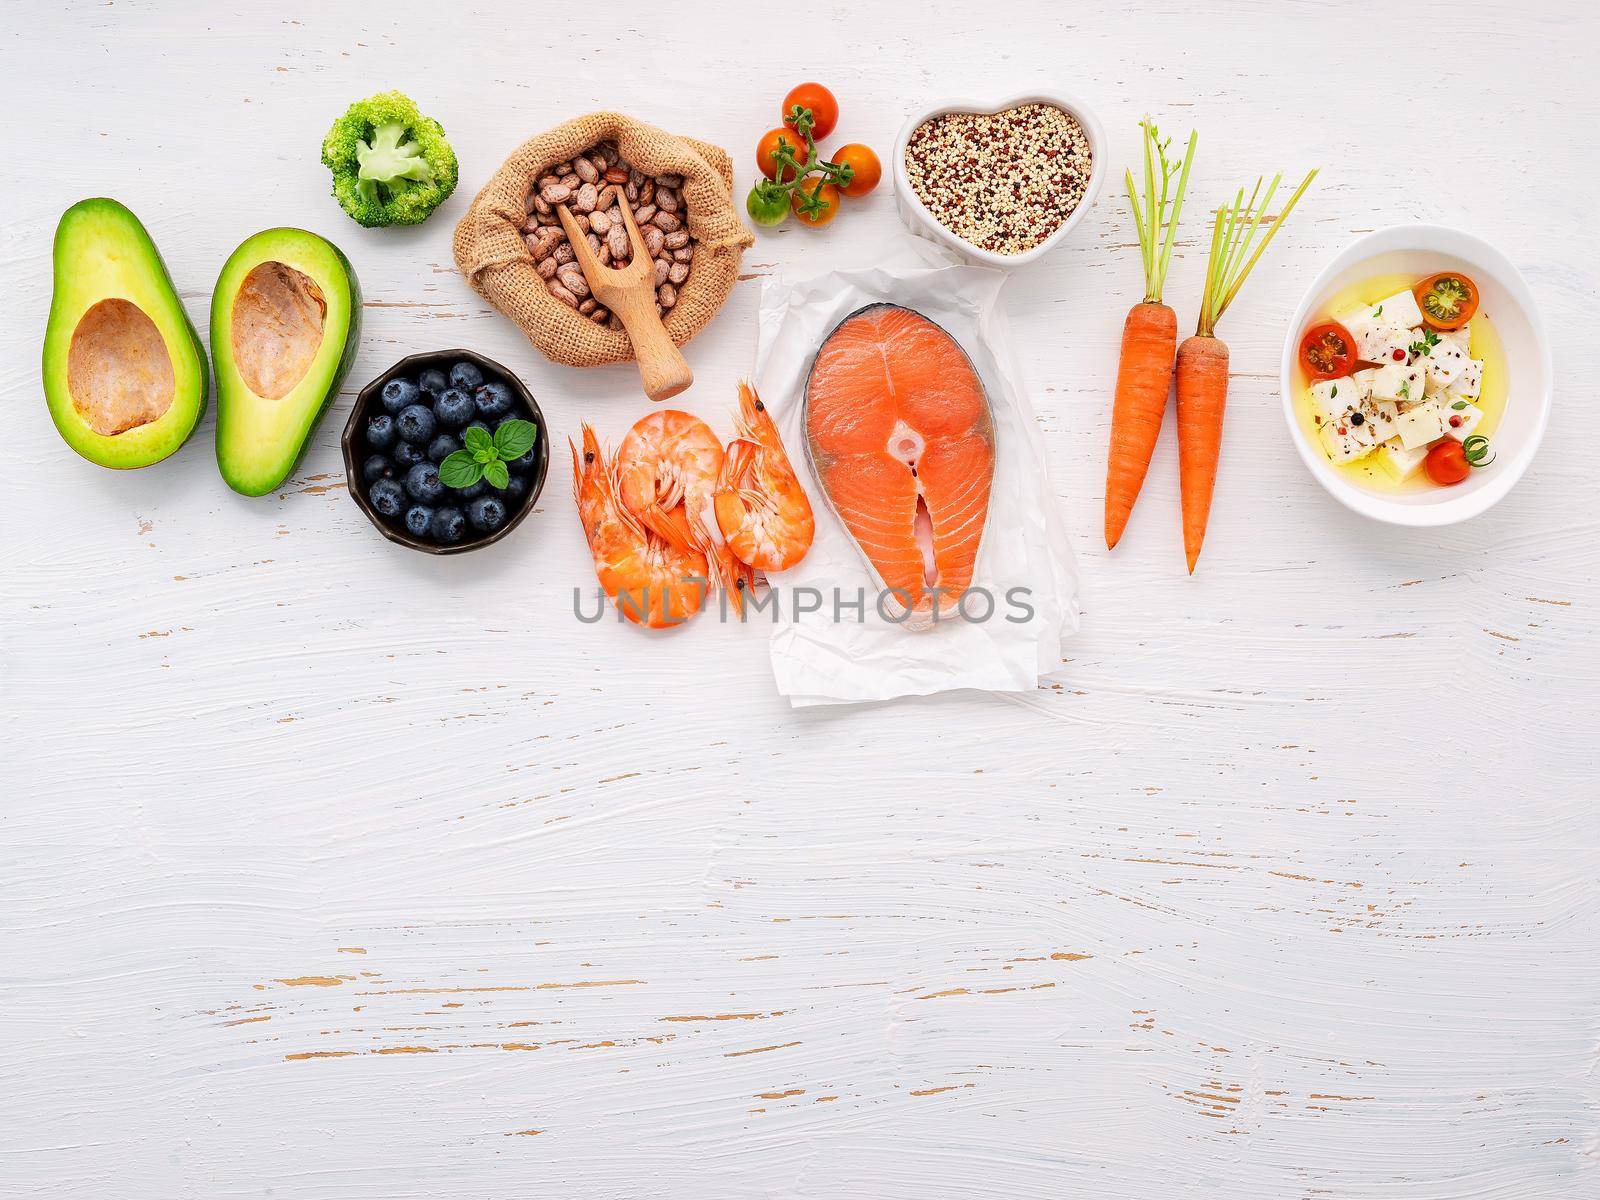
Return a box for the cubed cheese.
[1438,326,1472,354]
[1441,399,1484,441]
[1370,289,1425,331]
[1358,322,1412,366]
[1319,415,1377,463]
[1396,359,1428,406]
[1361,398,1400,443]
[1307,376,1358,423]
[1446,358,1483,400]
[1378,438,1429,481]
[1394,400,1450,450]
[1331,303,1374,343]
[1367,362,1410,402]
[1424,339,1469,387]
[1351,368,1378,399]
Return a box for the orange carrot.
[1105,120,1196,550]
[1177,168,1318,572]
[1175,334,1229,571]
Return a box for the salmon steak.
[803,303,995,627]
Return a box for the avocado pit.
[67,297,175,436]
[231,261,327,400]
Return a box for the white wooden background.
[4,2,1597,1196]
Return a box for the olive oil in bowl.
[1292,272,1507,495]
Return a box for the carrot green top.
[1194,167,1318,337]
[1124,118,1197,305]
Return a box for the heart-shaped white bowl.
[893,91,1106,269]
[1279,226,1552,526]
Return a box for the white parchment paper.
[753,256,1078,706]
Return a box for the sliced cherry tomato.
[1424,440,1471,486]
[756,127,807,182]
[1414,271,1479,330]
[832,143,881,198]
[791,181,842,227]
[1299,321,1359,380]
[783,83,839,141]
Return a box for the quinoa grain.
[904,103,1092,255]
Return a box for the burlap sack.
[454,112,754,368]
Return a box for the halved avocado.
[42,199,208,469]
[212,228,360,496]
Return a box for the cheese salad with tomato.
[1295,270,1503,491]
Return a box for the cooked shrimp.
[714,381,815,572]
[572,425,707,629]
[616,409,748,611]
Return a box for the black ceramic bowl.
[342,349,549,555]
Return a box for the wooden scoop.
[556,197,692,403]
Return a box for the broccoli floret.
[321,91,458,228]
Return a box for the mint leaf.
[439,450,484,489]
[483,459,510,489]
[463,425,493,455]
[474,446,497,465]
[493,419,537,461]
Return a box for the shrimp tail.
[636,501,699,554]
[713,437,759,542]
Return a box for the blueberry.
[369,477,404,517]
[474,380,515,419]
[494,475,528,503]
[455,479,487,501]
[505,434,540,471]
[405,461,445,504]
[396,403,436,444]
[430,506,467,544]
[433,388,475,429]
[393,440,426,469]
[467,494,508,532]
[428,433,461,463]
[362,454,393,484]
[404,505,434,538]
[418,367,449,397]
[380,377,420,415]
[366,414,396,449]
[449,360,485,391]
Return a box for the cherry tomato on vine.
[746,183,790,227]
[1424,440,1471,486]
[756,127,806,182]
[1299,321,1359,380]
[791,181,842,227]
[832,143,882,198]
[783,83,839,141]
[1413,271,1480,331]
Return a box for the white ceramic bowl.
[1279,226,1551,526]
[893,90,1106,269]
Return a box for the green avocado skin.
[42,198,209,469]
[212,229,362,497]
